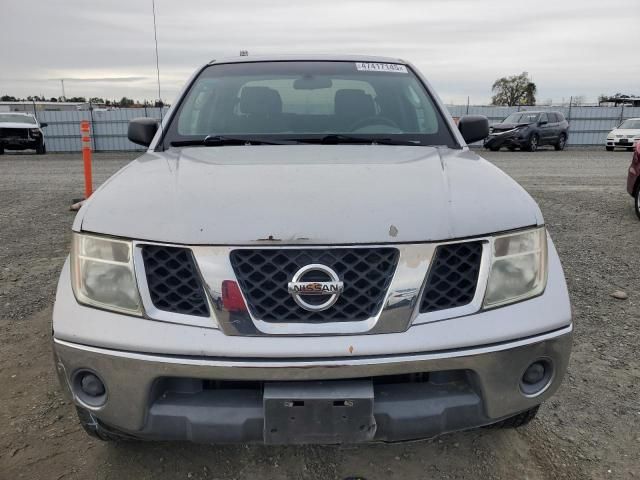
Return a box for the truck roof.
[208,54,408,65]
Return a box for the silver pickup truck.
[52,55,572,444]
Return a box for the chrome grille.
[419,242,483,313]
[141,245,209,317]
[230,248,399,323]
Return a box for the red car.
[628,142,640,219]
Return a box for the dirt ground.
[1,148,638,480]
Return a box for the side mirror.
[538,120,548,125]
[40,122,48,128]
[458,115,489,144]
[128,117,159,147]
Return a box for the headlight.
[30,129,41,136]
[483,227,547,308]
[71,233,142,315]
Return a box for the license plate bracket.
[263,380,376,444]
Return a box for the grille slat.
[419,242,483,313]
[230,248,399,323]
[141,246,209,317]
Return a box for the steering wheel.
[348,116,400,132]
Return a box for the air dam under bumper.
[53,327,572,444]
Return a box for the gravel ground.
[1,148,639,480]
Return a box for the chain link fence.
[27,105,640,152]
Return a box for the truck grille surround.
[419,242,483,313]
[141,245,210,317]
[230,248,399,323]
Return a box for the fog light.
[73,370,107,406]
[520,359,553,397]
[80,373,105,397]
[523,362,545,385]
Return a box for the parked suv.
[484,111,569,152]
[606,118,640,151]
[53,55,572,444]
[0,112,47,154]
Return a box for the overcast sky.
[1,0,638,105]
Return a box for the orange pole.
[80,120,93,198]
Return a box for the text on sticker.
[355,63,408,73]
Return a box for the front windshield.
[0,114,36,124]
[618,119,640,129]
[163,61,457,147]
[503,112,540,124]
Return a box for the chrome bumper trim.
[54,325,572,431]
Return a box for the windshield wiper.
[171,135,297,147]
[294,134,421,146]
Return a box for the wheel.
[606,146,614,151]
[634,184,640,221]
[0,146,4,155]
[75,407,131,442]
[526,134,539,152]
[488,145,500,152]
[487,405,540,429]
[36,142,46,155]
[627,147,634,152]
[554,133,567,151]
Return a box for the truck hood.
[0,122,37,129]
[77,146,542,245]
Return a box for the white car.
[0,112,48,154]
[52,55,572,444]
[606,118,640,151]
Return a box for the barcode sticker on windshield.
[355,62,408,73]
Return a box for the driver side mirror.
[40,122,48,128]
[128,117,159,147]
[458,115,489,144]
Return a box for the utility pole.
[60,79,66,101]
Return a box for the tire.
[0,146,4,155]
[75,407,130,442]
[554,133,567,151]
[526,134,539,152]
[36,142,46,155]
[627,147,634,152]
[487,405,540,429]
[634,184,640,221]
[488,145,500,152]
[606,146,614,151]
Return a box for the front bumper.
[53,327,572,443]
[606,139,638,148]
[1,137,41,150]
[484,131,528,149]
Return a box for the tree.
[49,97,58,102]
[67,96,87,103]
[571,95,586,106]
[89,97,105,104]
[491,72,537,106]
[119,96,134,107]
[1,95,18,101]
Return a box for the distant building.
[598,96,640,107]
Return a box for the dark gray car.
[484,111,569,152]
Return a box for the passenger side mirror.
[40,122,48,128]
[458,115,489,144]
[128,117,159,147]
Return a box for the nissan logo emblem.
[287,264,344,312]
